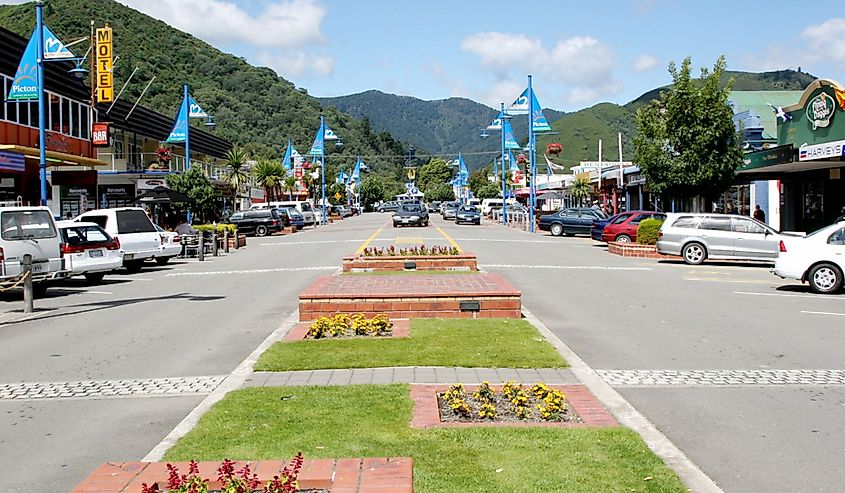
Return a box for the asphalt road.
[2,212,844,492]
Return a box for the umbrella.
[133,186,192,204]
[537,191,566,200]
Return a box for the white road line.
[166,266,337,277]
[734,290,843,300]
[480,264,651,271]
[802,310,845,317]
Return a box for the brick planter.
[410,384,617,429]
[283,319,411,341]
[72,457,413,492]
[299,273,522,321]
[342,253,478,272]
[227,234,247,250]
[607,242,672,259]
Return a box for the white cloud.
[257,51,333,79]
[633,53,660,72]
[739,44,801,72]
[460,31,620,107]
[802,18,845,65]
[119,0,326,48]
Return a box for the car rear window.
[300,203,312,211]
[700,216,732,231]
[671,216,698,228]
[611,213,634,224]
[1,210,56,240]
[62,225,111,245]
[116,210,156,234]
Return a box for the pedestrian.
[175,218,196,235]
[835,206,845,224]
[726,201,738,215]
[753,204,766,223]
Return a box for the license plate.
[124,254,134,260]
[402,219,410,222]
[89,249,104,258]
[32,263,44,273]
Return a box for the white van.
[75,207,162,272]
[0,206,65,294]
[271,201,317,226]
[480,198,516,216]
[467,198,482,207]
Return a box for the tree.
[633,56,743,207]
[417,157,453,191]
[468,167,490,196]
[328,183,347,205]
[282,176,298,200]
[360,177,385,212]
[424,183,455,202]
[570,177,591,206]
[252,160,285,202]
[475,183,501,200]
[166,167,219,222]
[223,146,249,193]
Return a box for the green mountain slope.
[0,0,408,182]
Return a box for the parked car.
[428,201,441,213]
[0,206,65,295]
[773,222,845,293]
[481,198,518,217]
[538,207,607,237]
[270,201,317,226]
[657,213,797,265]
[273,208,293,228]
[377,201,401,213]
[392,203,429,227]
[591,213,623,241]
[442,201,461,220]
[226,209,283,236]
[56,221,123,283]
[75,207,162,272]
[455,206,481,225]
[276,207,305,229]
[600,211,667,243]
[153,224,181,264]
[335,205,354,218]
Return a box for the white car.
[56,221,123,283]
[773,222,845,294]
[154,225,181,264]
[0,206,66,295]
[74,207,162,272]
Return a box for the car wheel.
[550,223,564,236]
[124,260,144,273]
[808,263,843,294]
[84,272,106,284]
[615,234,632,243]
[255,225,269,237]
[393,222,398,228]
[156,257,171,265]
[682,242,706,265]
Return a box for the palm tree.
[282,176,298,200]
[570,177,591,207]
[252,160,285,202]
[223,146,249,193]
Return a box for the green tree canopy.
[468,167,491,196]
[633,56,743,201]
[475,183,501,200]
[166,167,219,222]
[252,160,285,202]
[328,183,347,205]
[417,158,453,192]
[424,183,455,202]
[360,177,386,212]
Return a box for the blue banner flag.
[8,28,39,101]
[42,25,76,60]
[309,123,325,156]
[457,153,469,182]
[531,93,552,132]
[509,151,519,172]
[486,112,504,130]
[281,140,293,171]
[188,95,208,117]
[324,124,339,141]
[351,158,362,182]
[503,120,521,150]
[507,88,530,115]
[166,97,189,143]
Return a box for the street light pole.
[500,102,507,225]
[184,83,190,171]
[528,75,536,233]
[36,0,47,205]
[320,115,326,225]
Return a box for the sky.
[4,0,845,111]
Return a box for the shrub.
[306,313,393,339]
[636,218,664,245]
[194,223,237,234]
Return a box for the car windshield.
[62,224,111,245]
[116,210,156,234]
[400,205,421,212]
[460,206,477,212]
[1,210,56,240]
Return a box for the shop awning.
[0,145,108,168]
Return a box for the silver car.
[657,213,784,265]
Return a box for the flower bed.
[283,318,409,342]
[439,382,582,424]
[139,455,303,493]
[343,245,477,272]
[305,313,393,339]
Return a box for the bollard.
[223,229,229,253]
[212,233,219,257]
[198,233,205,261]
[22,254,33,313]
[233,229,239,250]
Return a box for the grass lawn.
[255,319,567,371]
[165,385,686,493]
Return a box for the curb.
[521,306,724,493]
[142,310,301,461]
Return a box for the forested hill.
[0,0,408,181]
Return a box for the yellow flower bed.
[306,313,393,339]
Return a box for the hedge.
[193,224,236,234]
[636,218,664,245]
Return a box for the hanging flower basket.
[516,154,528,165]
[546,142,562,155]
[302,161,313,170]
[155,147,172,163]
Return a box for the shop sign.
[806,91,836,130]
[95,26,114,103]
[61,185,95,198]
[98,184,134,196]
[798,139,845,161]
[250,187,264,199]
[46,132,70,153]
[0,150,25,172]
[137,178,167,190]
[92,122,110,146]
[741,145,794,170]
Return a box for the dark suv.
[226,209,283,236]
[392,203,429,227]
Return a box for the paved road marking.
[0,375,226,401]
[395,236,427,244]
[597,369,845,387]
[355,226,384,254]
[481,264,651,271]
[734,290,842,300]
[166,266,336,277]
[802,310,845,317]
[683,277,775,284]
[435,227,462,252]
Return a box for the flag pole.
[184,84,191,171]
[528,75,536,233]
[320,115,327,225]
[500,103,507,225]
[36,0,47,205]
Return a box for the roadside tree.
[475,183,501,200]
[417,157,453,191]
[253,160,285,202]
[360,177,386,211]
[166,167,219,222]
[424,183,455,202]
[223,146,249,193]
[570,177,591,206]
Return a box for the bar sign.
[96,26,113,103]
